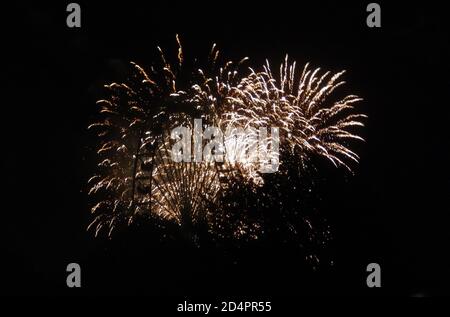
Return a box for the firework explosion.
[87,37,365,248]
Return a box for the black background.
[2,1,449,297]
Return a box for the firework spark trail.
[226,56,366,173]
[87,38,257,237]
[87,37,366,241]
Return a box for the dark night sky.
[1,1,450,297]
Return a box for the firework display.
[9,1,448,298]
[87,36,366,242]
